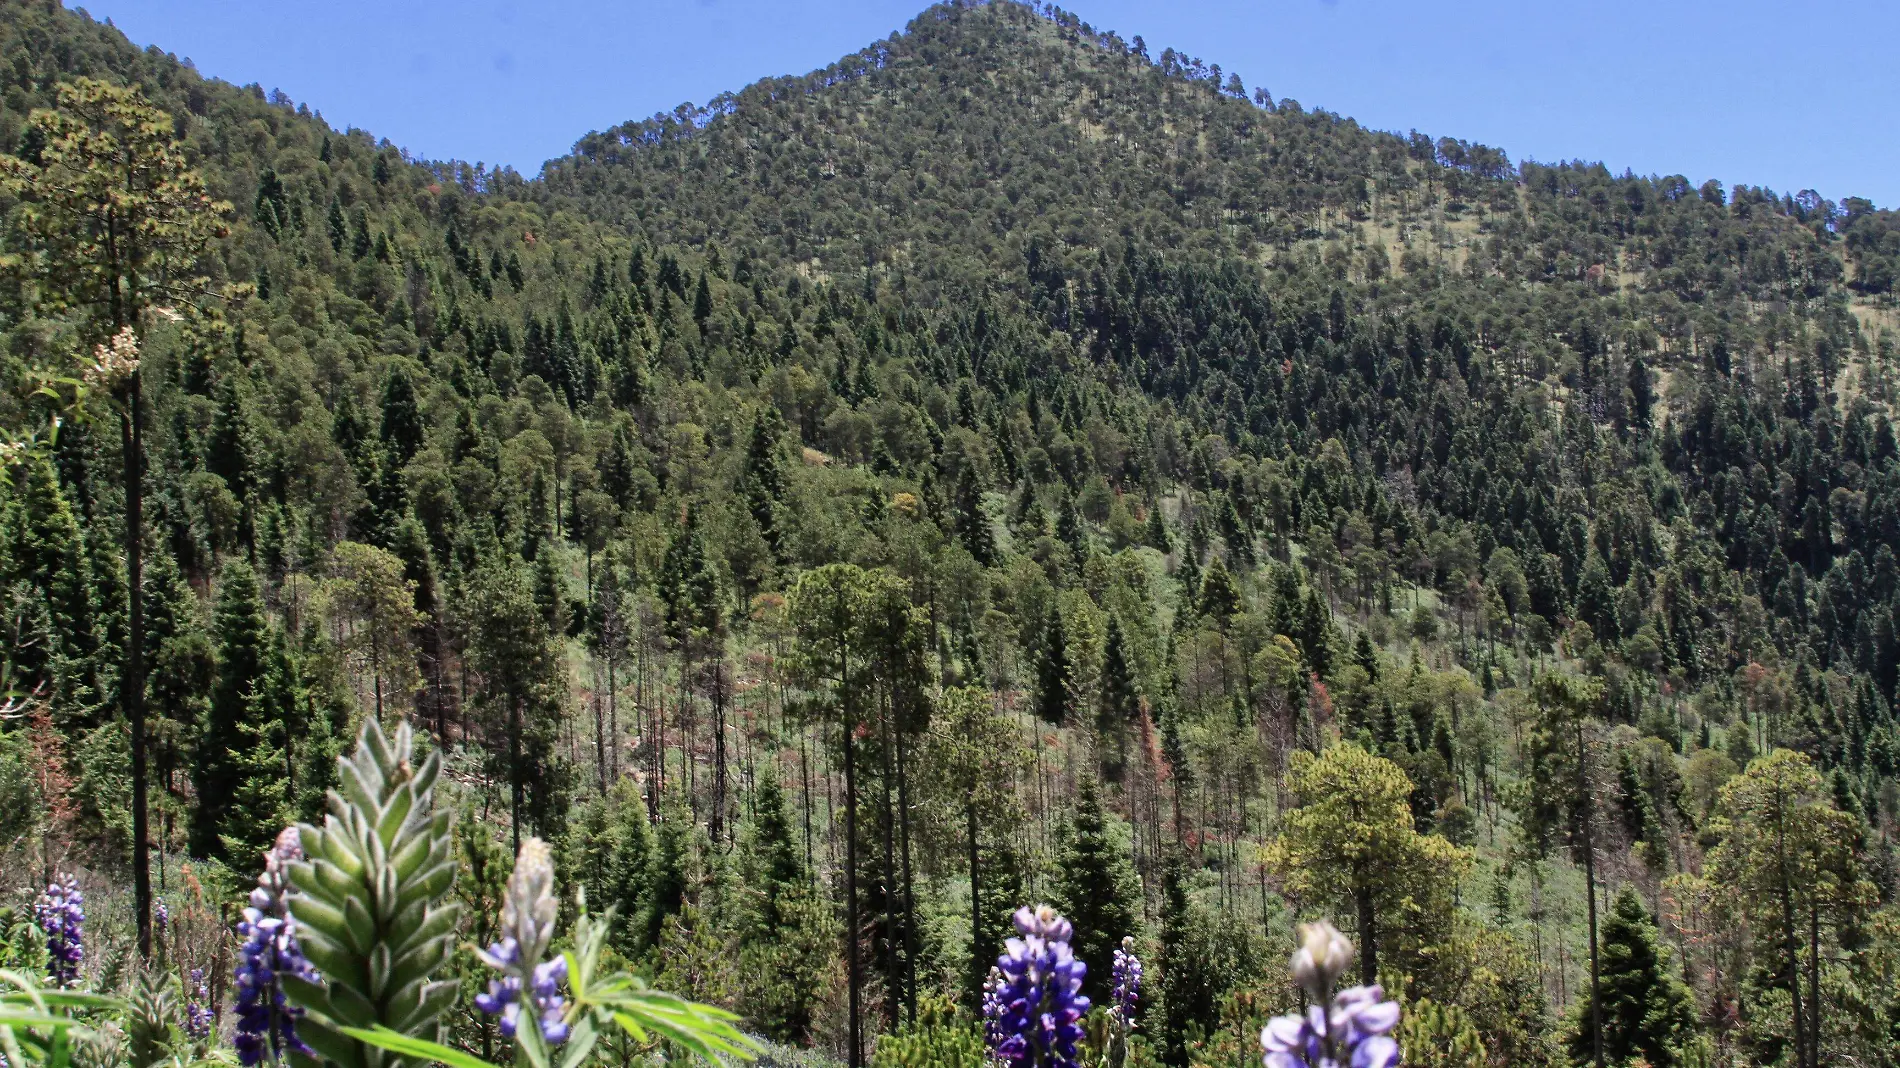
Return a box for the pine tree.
[1050,777,1141,1006]
[463,557,569,852]
[1145,502,1173,552]
[1197,558,1243,626]
[141,553,213,813]
[349,207,372,259]
[326,196,346,252]
[207,374,255,500]
[953,462,996,565]
[1268,742,1471,984]
[693,270,714,325]
[1157,853,1225,1066]
[1577,551,1620,641]
[744,765,805,932]
[1564,887,1695,1068]
[660,505,723,648]
[569,778,653,955]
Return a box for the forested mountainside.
[3,0,1900,1066]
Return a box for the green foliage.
[192,560,276,860]
[343,908,759,1068]
[6,3,1900,1064]
[868,996,985,1068]
[1156,857,1247,1067]
[1563,888,1695,1068]
[1051,777,1142,1007]
[1395,998,1485,1068]
[283,719,461,1068]
[1268,743,1470,986]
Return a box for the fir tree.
[2,454,94,695]
[378,362,425,469]
[1049,777,1141,1006]
[740,410,788,557]
[1097,614,1140,780]
[217,709,289,863]
[1034,608,1072,726]
[1564,888,1695,1068]
[646,790,693,951]
[190,559,270,859]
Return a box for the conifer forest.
[4,2,1900,1067]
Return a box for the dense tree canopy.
[3,2,1900,1067]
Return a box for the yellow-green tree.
[1267,742,1471,985]
[0,76,226,959]
[1707,749,1872,1068]
[316,540,424,724]
[922,685,1029,1002]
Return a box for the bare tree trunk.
[843,696,863,1068]
[1578,721,1604,1068]
[126,370,152,959]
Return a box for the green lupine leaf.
[410,861,457,901]
[410,756,441,801]
[554,1017,598,1068]
[387,829,434,882]
[340,895,381,956]
[0,1009,84,1028]
[375,786,415,844]
[322,973,381,1024]
[313,832,367,882]
[338,1027,495,1068]
[293,938,359,990]
[367,943,394,1000]
[338,762,379,818]
[288,893,353,941]
[390,908,458,961]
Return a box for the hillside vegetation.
[3,2,1900,1067]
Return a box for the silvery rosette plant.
[279,719,462,1068]
[1258,922,1400,1068]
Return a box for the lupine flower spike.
[233,828,319,1066]
[1260,921,1400,1068]
[1109,936,1142,1028]
[34,874,84,987]
[984,905,1090,1068]
[186,968,215,1041]
[475,838,571,1045]
[981,966,1010,1066]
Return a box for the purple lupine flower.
[154,900,170,935]
[984,905,1090,1068]
[1259,922,1399,1068]
[186,968,215,1041]
[33,874,84,987]
[1109,937,1142,1029]
[981,966,1010,1066]
[233,828,318,1067]
[475,839,569,1045]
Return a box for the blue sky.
[85,0,1900,206]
